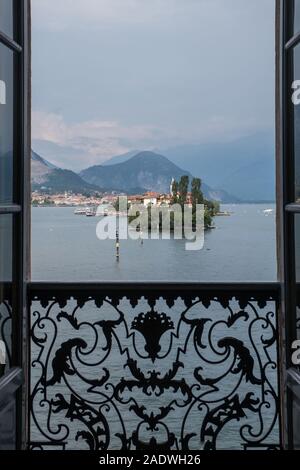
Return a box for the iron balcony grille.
[27,282,281,450]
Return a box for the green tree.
[171,180,179,204]
[191,177,204,212]
[205,199,220,216]
[204,208,212,228]
[178,175,189,207]
[114,197,130,212]
[213,200,220,215]
[129,176,218,231]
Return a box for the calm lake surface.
[31,204,277,281]
[30,204,279,449]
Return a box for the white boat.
[263,209,274,215]
[95,204,110,217]
[86,208,96,217]
[74,208,87,215]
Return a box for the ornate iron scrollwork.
[29,285,280,450]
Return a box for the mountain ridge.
[31,150,101,194]
[80,151,239,202]
[31,149,241,202]
[102,133,275,202]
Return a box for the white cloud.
[32,110,270,170]
[32,111,162,169]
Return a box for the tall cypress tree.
[171,180,179,204]
[178,175,189,207]
[191,177,204,212]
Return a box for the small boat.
[74,208,87,215]
[86,208,96,217]
[216,211,231,216]
[263,209,274,215]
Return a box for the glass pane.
[0,214,12,282]
[0,283,12,377]
[0,400,16,449]
[294,0,300,37]
[293,396,300,449]
[0,43,14,203]
[293,44,300,202]
[0,0,13,38]
[295,215,300,346]
[31,0,276,283]
[0,214,13,378]
[295,214,300,282]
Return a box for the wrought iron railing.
[28,282,281,450]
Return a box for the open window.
[0,0,30,450]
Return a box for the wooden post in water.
[116,229,120,261]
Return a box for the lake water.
[31,204,277,281]
[30,204,279,450]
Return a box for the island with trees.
[128,175,220,232]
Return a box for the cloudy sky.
[32,0,275,171]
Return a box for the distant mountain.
[31,150,100,194]
[31,150,53,185]
[103,150,141,166]
[101,133,275,202]
[32,139,87,171]
[80,151,238,202]
[161,133,275,202]
[217,157,275,202]
[32,150,58,169]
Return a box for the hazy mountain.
[101,133,275,201]
[32,139,86,171]
[103,150,141,166]
[31,150,100,194]
[31,150,54,185]
[217,158,275,202]
[32,150,58,169]
[161,133,275,201]
[80,151,238,202]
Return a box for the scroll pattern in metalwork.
[30,289,280,450]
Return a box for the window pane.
[292,396,300,449]
[294,0,300,37]
[293,44,300,202]
[0,214,13,378]
[295,214,300,281]
[296,213,300,345]
[0,43,14,204]
[32,0,276,283]
[0,214,12,282]
[0,283,12,377]
[0,0,13,38]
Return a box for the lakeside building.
[32,190,176,208]
[142,191,160,206]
